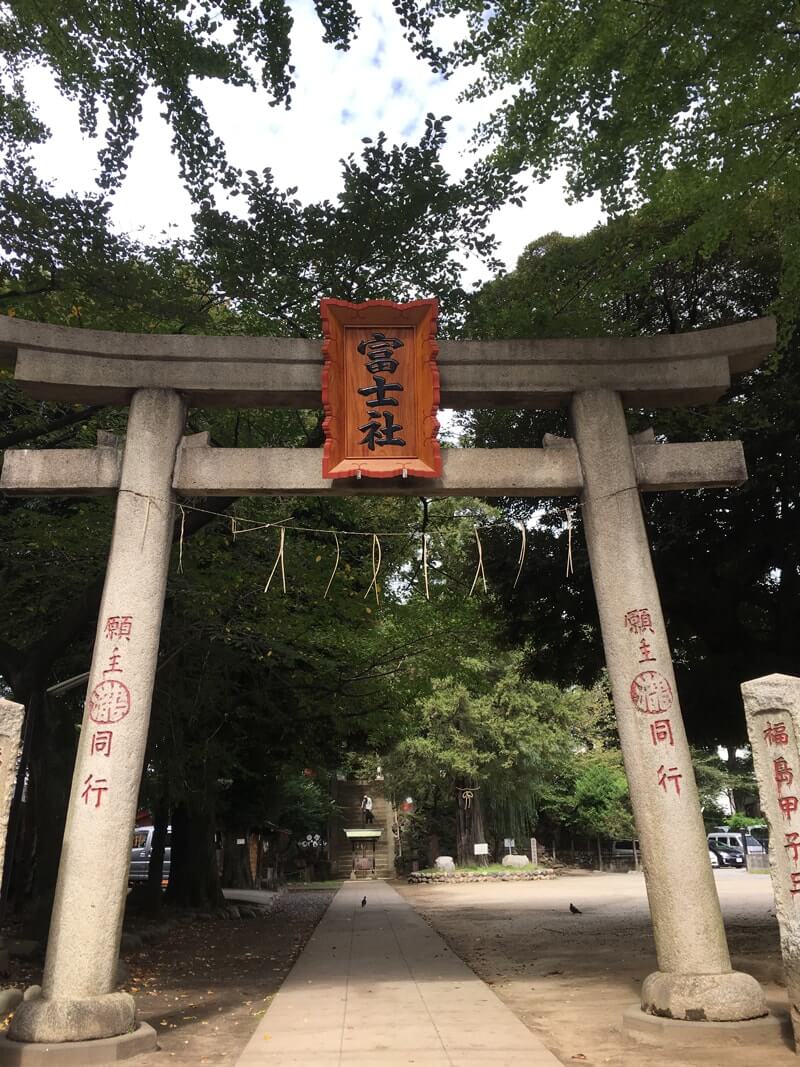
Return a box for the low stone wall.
[407,869,556,884]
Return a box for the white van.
[707,831,765,855]
[130,825,172,883]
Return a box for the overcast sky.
[21,0,601,286]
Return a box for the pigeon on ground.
[569,902,582,914]
[361,896,367,908]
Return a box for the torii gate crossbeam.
[0,316,775,1056]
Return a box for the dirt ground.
[401,870,797,1062]
[3,889,334,1066]
[399,868,794,1067]
[1,873,793,1066]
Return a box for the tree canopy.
[461,201,796,749]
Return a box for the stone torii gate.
[0,315,775,1055]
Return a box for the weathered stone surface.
[0,1021,157,1064]
[641,971,768,1022]
[571,388,766,1022]
[3,440,748,498]
[622,1003,787,1045]
[0,316,775,408]
[501,854,531,868]
[434,856,455,870]
[0,990,22,1015]
[8,991,136,1043]
[8,389,186,1045]
[0,701,24,890]
[741,673,800,1048]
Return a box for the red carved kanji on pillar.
[88,679,130,724]
[630,670,673,714]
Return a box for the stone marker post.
[10,389,186,1044]
[741,673,800,1047]
[570,389,766,1022]
[0,699,24,890]
[0,698,24,974]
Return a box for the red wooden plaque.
[321,298,441,479]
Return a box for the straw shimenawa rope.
[422,532,430,601]
[565,508,576,577]
[513,520,526,589]
[468,525,487,597]
[264,526,287,594]
[323,532,341,600]
[124,489,579,595]
[177,504,186,574]
[364,533,382,606]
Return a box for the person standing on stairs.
[361,793,374,825]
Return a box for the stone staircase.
[330,780,395,879]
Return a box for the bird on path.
[569,903,582,915]
[361,895,367,908]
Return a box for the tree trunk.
[427,833,440,867]
[24,689,78,937]
[165,795,223,909]
[455,781,488,867]
[143,798,170,916]
[221,830,254,889]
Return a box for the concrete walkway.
[234,880,561,1066]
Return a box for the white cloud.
[20,0,602,276]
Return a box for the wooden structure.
[321,298,440,479]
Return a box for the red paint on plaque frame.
[321,298,441,480]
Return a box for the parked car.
[709,843,746,868]
[707,831,765,855]
[708,849,720,869]
[130,825,171,884]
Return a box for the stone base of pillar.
[7,991,136,1043]
[0,1022,156,1065]
[641,970,767,1022]
[623,1004,789,1046]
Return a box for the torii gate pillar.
[9,389,185,1047]
[572,390,765,1022]
[0,315,777,1052]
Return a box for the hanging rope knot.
[460,789,474,809]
